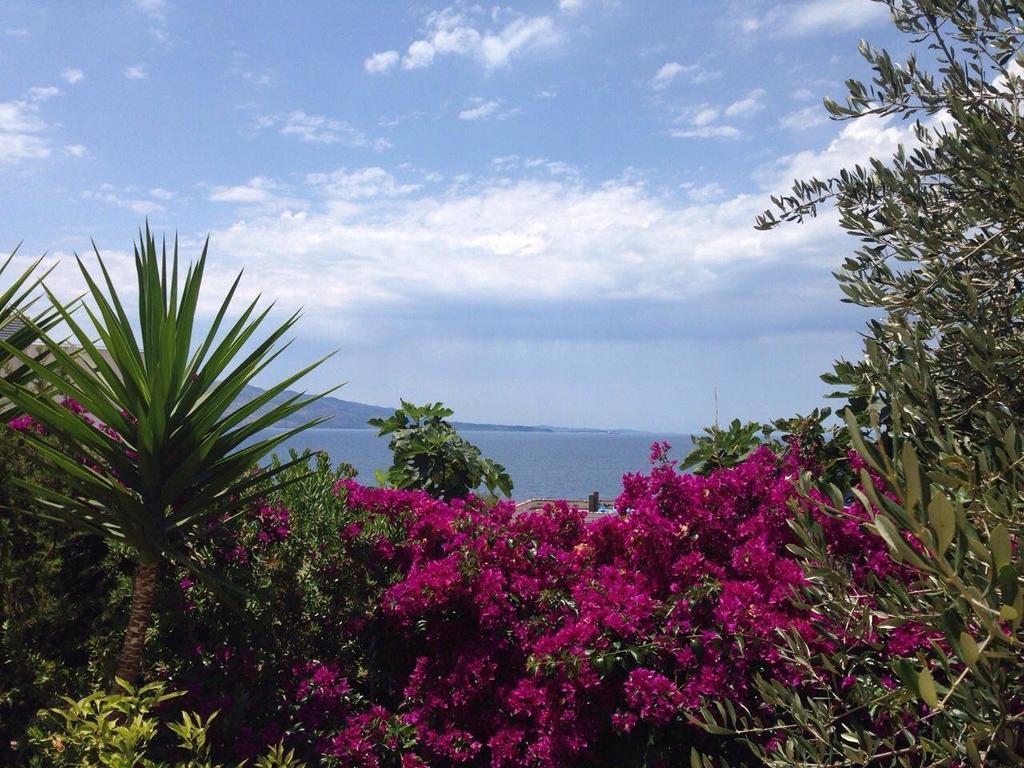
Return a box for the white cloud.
[124,64,148,80]
[82,185,165,215]
[670,125,741,140]
[792,87,814,100]
[150,187,175,199]
[651,61,719,89]
[64,144,88,158]
[681,181,725,203]
[458,98,501,121]
[403,40,437,70]
[756,113,917,189]
[27,86,60,102]
[690,107,719,126]
[365,50,400,74]
[306,167,420,199]
[776,0,889,36]
[779,105,829,131]
[394,7,561,72]
[671,102,741,140]
[207,118,904,312]
[255,111,375,147]
[559,0,584,11]
[724,88,766,118]
[0,100,49,163]
[652,62,684,89]
[133,0,167,20]
[207,176,283,204]
[61,68,85,84]
[199,169,843,319]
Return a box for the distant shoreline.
[264,425,693,437]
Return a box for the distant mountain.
[236,385,597,432]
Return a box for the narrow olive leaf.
[966,738,982,768]
[991,524,1011,569]
[928,492,956,557]
[917,667,939,708]
[901,442,922,512]
[872,514,904,555]
[959,632,980,668]
[843,409,883,473]
[871,512,928,569]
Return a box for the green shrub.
[0,227,335,685]
[369,400,512,500]
[27,679,304,767]
[0,425,129,760]
[690,0,1024,764]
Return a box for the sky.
[0,0,914,432]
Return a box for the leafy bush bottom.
[10,434,945,768]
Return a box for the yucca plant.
[0,246,64,422]
[0,226,336,684]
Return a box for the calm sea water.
[259,428,693,501]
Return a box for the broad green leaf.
[917,667,939,708]
[927,492,956,557]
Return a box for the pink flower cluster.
[285,445,915,766]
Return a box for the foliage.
[680,419,770,474]
[687,0,1024,763]
[0,423,125,761]
[148,443,910,767]
[757,0,1024,450]
[693,333,1024,765]
[27,679,304,767]
[0,226,336,682]
[0,246,63,423]
[369,400,512,500]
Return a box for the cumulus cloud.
[60,68,84,84]
[755,113,917,189]
[779,105,830,131]
[185,113,923,332]
[306,167,420,200]
[652,62,685,89]
[0,99,50,163]
[384,7,561,73]
[124,64,148,80]
[207,176,287,204]
[458,98,502,121]
[724,88,766,118]
[364,50,400,74]
[671,125,741,140]
[82,184,166,215]
[670,103,739,140]
[254,110,380,148]
[132,0,167,21]
[26,86,59,102]
[651,61,720,89]
[64,144,88,158]
[773,0,890,36]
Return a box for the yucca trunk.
[113,559,158,686]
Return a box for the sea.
[258,427,694,502]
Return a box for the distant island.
[237,385,638,433]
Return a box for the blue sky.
[0,0,913,431]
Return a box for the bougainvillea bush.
[83,435,936,768]
[5,398,984,767]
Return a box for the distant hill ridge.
[237,385,620,433]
